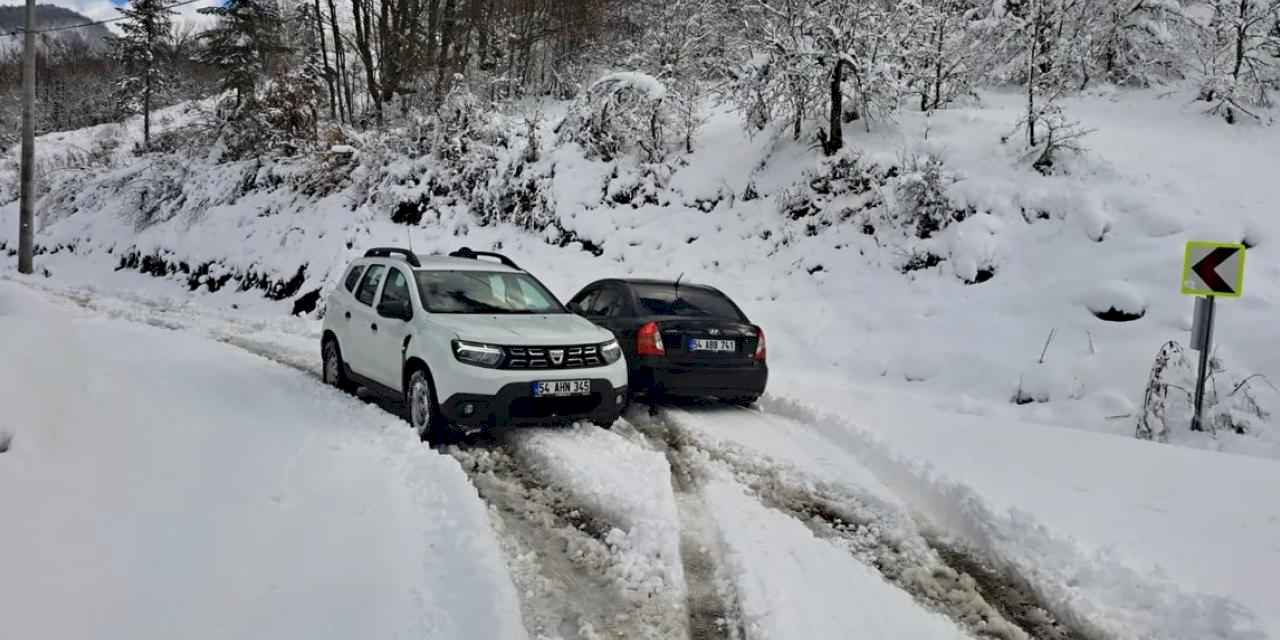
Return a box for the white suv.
[321,247,628,441]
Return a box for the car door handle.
[370,323,378,333]
[345,311,351,320]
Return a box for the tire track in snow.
[447,441,671,640]
[649,406,1090,640]
[615,416,748,640]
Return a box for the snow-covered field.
[3,85,1280,639]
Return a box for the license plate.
[532,380,591,397]
[688,338,736,352]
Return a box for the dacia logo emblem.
[708,328,721,336]
[550,349,565,365]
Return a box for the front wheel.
[322,339,357,394]
[406,368,448,443]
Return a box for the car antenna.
[674,272,684,301]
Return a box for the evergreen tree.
[110,0,175,150]
[198,0,285,109]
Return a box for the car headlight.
[600,339,623,364]
[453,340,504,368]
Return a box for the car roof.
[361,254,522,273]
[596,278,720,291]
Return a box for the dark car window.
[633,284,744,320]
[415,270,566,314]
[379,269,412,311]
[589,287,624,317]
[355,265,386,306]
[570,288,598,314]
[344,264,366,293]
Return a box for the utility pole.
[18,0,37,274]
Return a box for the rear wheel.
[593,418,617,430]
[322,339,357,394]
[406,368,448,443]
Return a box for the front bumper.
[632,359,768,399]
[440,380,628,428]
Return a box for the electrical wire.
[0,0,210,39]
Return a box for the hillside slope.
[2,87,1278,458]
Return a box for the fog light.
[616,393,625,405]
[462,403,476,417]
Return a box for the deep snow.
[0,280,527,640]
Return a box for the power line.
[0,0,210,39]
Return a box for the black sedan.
[568,278,767,405]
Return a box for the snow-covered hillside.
[3,87,1277,457]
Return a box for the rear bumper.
[632,359,768,399]
[441,380,628,428]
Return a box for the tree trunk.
[825,59,844,155]
[352,0,382,125]
[144,70,152,150]
[932,15,946,111]
[1232,0,1249,82]
[1027,0,1040,148]
[435,0,458,101]
[314,0,336,120]
[327,0,350,123]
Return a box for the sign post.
[1180,241,1246,432]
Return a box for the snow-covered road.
[5,275,1278,640]
[0,281,527,640]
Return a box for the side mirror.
[378,299,412,321]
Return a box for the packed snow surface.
[0,281,527,640]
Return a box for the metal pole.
[1191,295,1216,432]
[17,0,37,275]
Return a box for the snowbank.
[0,281,526,640]
[761,382,1280,640]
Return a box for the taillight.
[637,322,666,356]
[754,327,766,361]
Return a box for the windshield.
[633,284,745,320]
[415,270,566,314]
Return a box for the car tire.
[406,367,449,444]
[322,338,357,394]
[593,418,616,430]
[729,395,760,407]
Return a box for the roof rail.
[364,247,422,267]
[448,247,521,271]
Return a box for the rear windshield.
[633,284,744,320]
[415,270,566,314]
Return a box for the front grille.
[502,344,605,369]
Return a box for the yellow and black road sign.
[1181,241,1246,298]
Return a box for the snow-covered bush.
[893,153,961,239]
[1137,341,1276,442]
[434,78,504,161]
[558,71,673,162]
[1136,341,1194,442]
[1007,103,1093,175]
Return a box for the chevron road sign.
[1181,241,1246,298]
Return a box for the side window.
[343,265,366,293]
[379,269,412,310]
[590,287,623,317]
[570,289,598,313]
[355,264,386,306]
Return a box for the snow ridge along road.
[636,407,1089,640]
